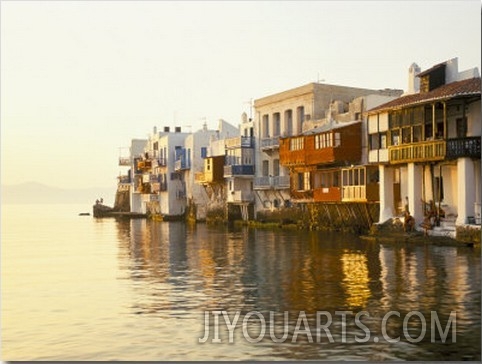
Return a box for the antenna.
[244,98,253,119]
[199,117,207,131]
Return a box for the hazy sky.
[1,0,480,190]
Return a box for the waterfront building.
[133,126,189,216]
[177,120,238,221]
[117,139,148,212]
[367,57,481,236]
[195,137,227,220]
[253,83,402,214]
[196,113,255,221]
[224,113,255,220]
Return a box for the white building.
[132,126,189,217]
[253,82,403,215]
[367,57,481,236]
[177,120,238,220]
[224,113,255,220]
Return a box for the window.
[369,134,379,150]
[273,159,280,176]
[201,147,207,158]
[273,113,281,137]
[285,109,293,136]
[402,127,411,143]
[380,134,387,149]
[334,132,341,147]
[262,160,269,177]
[297,172,310,191]
[391,130,400,146]
[290,137,304,150]
[304,172,311,190]
[315,133,335,149]
[263,114,270,137]
[297,106,305,133]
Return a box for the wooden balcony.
[446,137,481,160]
[341,184,379,202]
[313,187,341,202]
[388,140,445,164]
[280,123,362,167]
[137,160,152,170]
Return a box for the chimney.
[164,126,170,132]
[407,63,421,95]
[153,126,157,134]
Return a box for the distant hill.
[1,182,115,205]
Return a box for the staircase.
[428,216,457,238]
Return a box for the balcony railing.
[174,159,190,171]
[228,190,254,203]
[117,175,131,184]
[389,140,445,164]
[260,137,280,151]
[253,175,290,190]
[342,186,366,201]
[225,136,253,149]
[119,157,131,166]
[313,187,341,202]
[273,175,290,188]
[446,137,481,159]
[224,165,254,177]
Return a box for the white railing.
[228,190,254,203]
[254,175,290,189]
[260,137,280,150]
[225,136,253,149]
[342,186,366,201]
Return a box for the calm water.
[1,204,480,361]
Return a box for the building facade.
[253,83,402,214]
[367,58,481,235]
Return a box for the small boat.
[79,212,91,216]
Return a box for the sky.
[1,0,480,190]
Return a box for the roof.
[368,77,481,113]
[416,61,446,78]
[302,119,361,135]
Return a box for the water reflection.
[115,220,480,360]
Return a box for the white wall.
[468,100,481,137]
